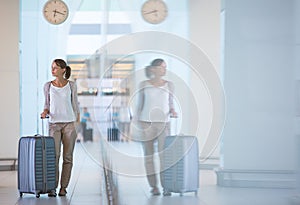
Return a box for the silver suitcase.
[18,119,56,198]
[162,135,199,196]
[18,136,56,198]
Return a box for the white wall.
[217,0,297,188]
[0,0,20,158]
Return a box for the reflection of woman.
[136,58,177,196]
[40,59,80,197]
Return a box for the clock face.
[43,0,69,25]
[141,0,168,24]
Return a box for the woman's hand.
[40,110,49,119]
[170,109,178,118]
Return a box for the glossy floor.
[0,141,298,205]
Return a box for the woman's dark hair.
[145,65,153,78]
[150,58,164,66]
[145,58,165,78]
[54,59,71,79]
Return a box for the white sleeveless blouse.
[49,82,76,123]
[139,82,170,122]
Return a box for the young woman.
[40,59,80,197]
[136,58,177,196]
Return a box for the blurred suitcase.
[107,128,119,141]
[162,135,199,196]
[18,119,56,198]
[107,119,119,141]
[84,128,93,142]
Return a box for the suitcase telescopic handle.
[170,115,179,135]
[40,116,49,136]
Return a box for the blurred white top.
[139,82,170,122]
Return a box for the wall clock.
[141,0,168,24]
[43,0,69,25]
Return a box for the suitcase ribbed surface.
[35,137,56,192]
[107,128,119,141]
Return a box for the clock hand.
[55,10,66,15]
[143,10,158,15]
[53,9,57,17]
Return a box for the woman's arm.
[136,81,146,119]
[168,81,177,117]
[70,81,80,122]
[41,82,50,118]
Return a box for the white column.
[189,0,221,163]
[216,0,298,188]
[293,0,300,202]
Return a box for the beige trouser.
[139,121,170,189]
[49,122,77,189]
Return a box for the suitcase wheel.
[19,192,23,197]
[36,193,40,198]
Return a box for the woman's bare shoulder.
[139,80,150,87]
